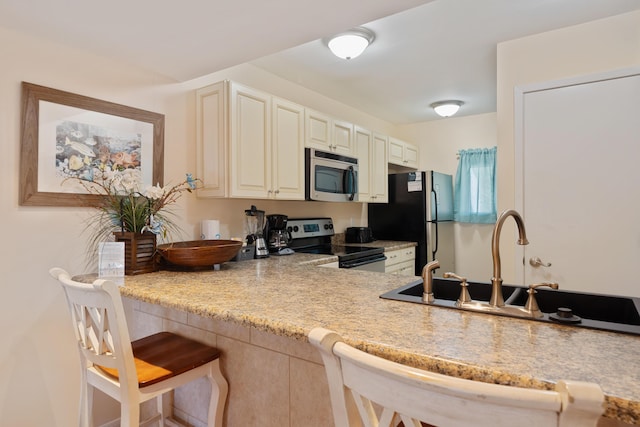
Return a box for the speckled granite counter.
[82,252,640,424]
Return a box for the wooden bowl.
[157,240,243,269]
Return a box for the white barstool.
[309,327,605,427]
[50,267,228,427]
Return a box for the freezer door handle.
[431,187,439,222]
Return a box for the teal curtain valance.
[453,147,497,224]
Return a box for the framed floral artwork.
[19,82,164,207]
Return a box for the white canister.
[201,220,221,240]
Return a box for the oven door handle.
[340,255,387,269]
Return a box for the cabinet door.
[388,137,418,168]
[229,83,271,198]
[305,109,332,151]
[332,118,354,155]
[385,247,416,274]
[355,126,372,202]
[371,133,388,202]
[272,97,305,200]
[404,143,419,168]
[196,82,227,198]
[388,137,405,165]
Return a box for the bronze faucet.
[422,260,440,303]
[490,209,529,307]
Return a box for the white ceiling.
[2,0,639,124]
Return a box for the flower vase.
[113,231,158,275]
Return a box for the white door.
[515,68,640,297]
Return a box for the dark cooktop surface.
[294,244,383,262]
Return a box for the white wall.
[0,27,394,425]
[398,113,497,281]
[496,10,640,282]
[0,26,190,426]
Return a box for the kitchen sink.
[380,277,640,335]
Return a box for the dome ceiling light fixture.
[431,100,464,117]
[327,27,375,60]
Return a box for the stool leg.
[121,399,140,427]
[207,359,228,427]
[157,394,165,426]
[78,363,91,427]
[80,381,92,427]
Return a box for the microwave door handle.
[345,166,356,201]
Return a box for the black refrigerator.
[368,171,454,277]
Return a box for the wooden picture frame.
[19,82,164,207]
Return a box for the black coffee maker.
[265,214,294,255]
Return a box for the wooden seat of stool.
[97,332,221,388]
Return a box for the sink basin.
[380,277,640,335]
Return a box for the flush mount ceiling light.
[431,100,464,117]
[327,27,375,60]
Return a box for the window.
[453,147,497,223]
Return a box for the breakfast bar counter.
[85,252,640,425]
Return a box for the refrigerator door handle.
[428,221,439,260]
[433,222,439,258]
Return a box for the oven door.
[339,254,387,272]
[306,148,358,202]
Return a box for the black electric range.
[287,218,386,269]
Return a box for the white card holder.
[98,242,125,285]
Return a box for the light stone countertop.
[80,243,640,424]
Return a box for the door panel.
[516,69,640,297]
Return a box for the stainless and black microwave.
[305,148,358,202]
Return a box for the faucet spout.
[422,260,440,303]
[490,209,529,307]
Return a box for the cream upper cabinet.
[196,81,304,200]
[371,133,389,202]
[332,118,354,155]
[388,137,419,169]
[305,109,354,155]
[355,126,388,203]
[196,82,228,198]
[229,82,272,198]
[271,97,305,200]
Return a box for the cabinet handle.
[274,189,280,194]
